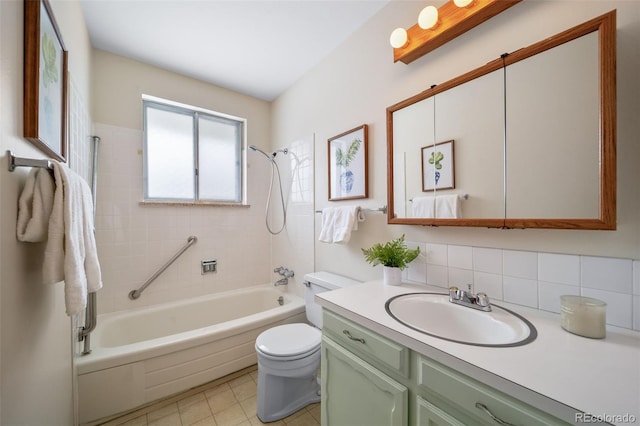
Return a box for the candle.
[560,295,607,339]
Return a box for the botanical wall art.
[328,124,368,201]
[422,140,455,191]
[24,0,68,162]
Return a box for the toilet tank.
[303,272,361,328]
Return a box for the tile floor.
[98,366,320,426]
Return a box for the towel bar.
[315,205,387,214]
[7,150,53,172]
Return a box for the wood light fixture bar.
[393,0,521,64]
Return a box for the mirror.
[387,11,616,229]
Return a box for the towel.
[435,194,461,218]
[411,196,435,218]
[43,161,102,316]
[412,195,461,218]
[17,168,55,242]
[319,206,364,243]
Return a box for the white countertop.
[316,280,640,425]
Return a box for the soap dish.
[560,295,606,339]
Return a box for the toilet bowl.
[255,272,360,422]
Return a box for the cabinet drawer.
[323,310,410,377]
[417,356,569,426]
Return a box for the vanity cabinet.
[322,310,569,426]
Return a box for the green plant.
[335,138,361,168]
[361,234,420,269]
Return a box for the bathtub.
[77,285,305,424]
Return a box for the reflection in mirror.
[387,11,615,229]
[506,32,599,219]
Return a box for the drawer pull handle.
[475,402,517,426]
[342,329,365,344]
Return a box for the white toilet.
[255,271,360,422]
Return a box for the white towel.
[17,168,55,242]
[43,161,102,316]
[435,194,461,218]
[412,196,435,218]
[319,206,364,244]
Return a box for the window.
[143,95,246,204]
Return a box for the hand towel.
[16,168,55,242]
[435,194,461,218]
[43,161,103,316]
[332,206,362,244]
[411,196,435,218]
[318,206,363,243]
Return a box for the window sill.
[140,200,250,208]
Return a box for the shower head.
[249,145,274,161]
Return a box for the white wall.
[92,51,276,314]
[272,1,640,284]
[0,0,93,424]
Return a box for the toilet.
[255,271,360,422]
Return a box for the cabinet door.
[321,336,408,426]
[416,396,465,426]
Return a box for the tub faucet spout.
[274,278,288,286]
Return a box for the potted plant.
[361,234,420,286]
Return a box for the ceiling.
[81,0,391,101]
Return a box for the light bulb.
[389,27,409,49]
[454,0,473,7]
[418,5,439,30]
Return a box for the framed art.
[421,140,455,191]
[328,124,368,201]
[24,0,68,162]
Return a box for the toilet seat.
[256,323,321,359]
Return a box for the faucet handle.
[476,292,490,307]
[449,286,460,300]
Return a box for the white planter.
[383,266,402,286]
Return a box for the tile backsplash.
[405,242,640,331]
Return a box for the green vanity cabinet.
[322,310,569,426]
[321,336,409,426]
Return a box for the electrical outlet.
[201,260,217,274]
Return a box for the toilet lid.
[256,323,321,357]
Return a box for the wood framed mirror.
[386,11,616,230]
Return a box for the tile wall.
[405,241,640,331]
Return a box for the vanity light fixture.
[391,0,521,64]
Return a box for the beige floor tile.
[307,404,320,423]
[180,398,214,426]
[190,416,217,426]
[283,411,319,426]
[178,392,207,410]
[207,388,239,414]
[148,411,182,426]
[249,371,259,382]
[239,395,257,418]
[205,382,232,398]
[231,380,257,402]
[228,374,253,388]
[147,403,179,423]
[214,403,248,426]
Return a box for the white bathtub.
[77,285,305,424]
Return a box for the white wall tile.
[503,250,537,280]
[448,267,473,289]
[473,247,502,274]
[581,288,633,329]
[633,261,640,295]
[580,256,632,294]
[426,264,448,288]
[474,272,503,300]
[539,281,580,314]
[538,253,580,285]
[407,262,427,285]
[503,276,538,308]
[633,296,640,331]
[448,245,473,269]
[426,243,448,266]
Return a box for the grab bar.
[128,236,198,300]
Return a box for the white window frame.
[142,94,247,205]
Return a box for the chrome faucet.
[274,266,295,278]
[274,277,289,286]
[449,284,491,312]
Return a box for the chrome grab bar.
[128,236,198,300]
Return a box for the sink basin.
[385,293,536,347]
